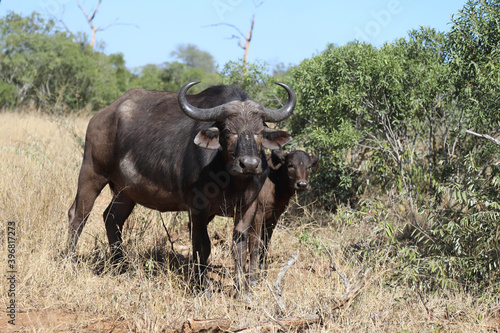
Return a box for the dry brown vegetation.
[1,112,499,332]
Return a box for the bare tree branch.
[56,6,74,35]
[206,23,246,41]
[177,248,371,333]
[76,0,138,49]
[46,5,74,35]
[207,1,264,70]
[89,0,101,22]
[77,0,100,48]
[321,240,348,290]
[57,19,74,35]
[466,129,500,146]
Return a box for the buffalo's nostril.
[239,156,260,172]
[296,181,308,189]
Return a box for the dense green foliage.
[448,0,500,131]
[129,43,221,93]
[288,0,499,290]
[220,60,290,111]
[170,43,217,73]
[1,1,498,290]
[129,61,220,93]
[0,13,222,111]
[0,12,130,112]
[415,0,500,289]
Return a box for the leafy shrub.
[0,12,130,112]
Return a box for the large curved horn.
[263,82,296,122]
[177,81,227,121]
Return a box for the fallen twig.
[176,249,371,333]
[272,250,299,315]
[321,240,348,290]
[324,266,371,312]
[234,315,321,332]
[265,280,284,315]
[321,240,371,311]
[178,318,231,333]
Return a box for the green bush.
[0,12,131,112]
[289,1,500,290]
[289,28,452,209]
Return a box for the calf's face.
[271,150,320,191]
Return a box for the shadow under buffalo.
[71,243,233,294]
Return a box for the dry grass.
[0,111,498,332]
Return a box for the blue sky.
[1,0,468,70]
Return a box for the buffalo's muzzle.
[237,156,262,174]
[295,180,309,191]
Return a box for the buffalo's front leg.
[233,199,258,294]
[248,202,265,286]
[189,211,212,287]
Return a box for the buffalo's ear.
[262,128,292,150]
[194,127,220,149]
[269,150,285,170]
[311,155,320,174]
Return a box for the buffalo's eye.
[223,129,238,143]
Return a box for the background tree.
[0,12,131,112]
[209,1,263,71]
[448,0,500,132]
[77,0,102,49]
[0,13,221,111]
[75,0,136,49]
[220,59,292,119]
[288,1,499,289]
[418,0,500,288]
[130,60,220,93]
[170,43,217,73]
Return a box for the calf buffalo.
[248,150,319,284]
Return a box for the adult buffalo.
[66,81,295,291]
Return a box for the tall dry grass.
[0,112,498,332]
